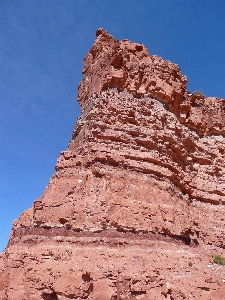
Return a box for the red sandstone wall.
[0,29,224,300]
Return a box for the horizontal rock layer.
[1,234,225,299]
[0,29,225,299]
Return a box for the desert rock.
[0,29,225,300]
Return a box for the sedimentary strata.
[0,29,224,300]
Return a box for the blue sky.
[0,0,224,251]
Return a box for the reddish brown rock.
[0,29,225,299]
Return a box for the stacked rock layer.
[0,29,225,300]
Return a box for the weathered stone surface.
[0,29,225,299]
[78,28,188,113]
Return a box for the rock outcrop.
[0,29,225,300]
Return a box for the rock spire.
[0,29,225,299]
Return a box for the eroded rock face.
[0,29,225,300]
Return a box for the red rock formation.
[0,29,225,300]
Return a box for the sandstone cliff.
[0,29,225,300]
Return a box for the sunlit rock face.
[0,29,225,300]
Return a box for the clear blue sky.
[0,0,224,251]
